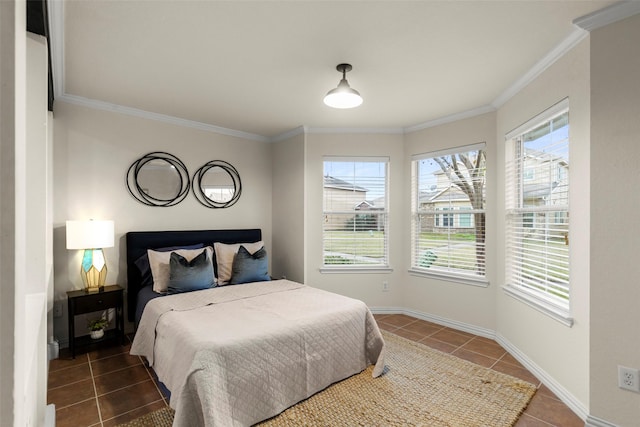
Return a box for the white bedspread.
[130,280,385,426]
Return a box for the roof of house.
[323,176,368,192]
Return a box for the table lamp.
[66,220,114,293]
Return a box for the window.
[410,143,486,283]
[436,208,454,228]
[323,157,389,269]
[459,208,472,228]
[504,99,571,323]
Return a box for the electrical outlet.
[53,302,63,318]
[618,366,640,392]
[382,281,389,292]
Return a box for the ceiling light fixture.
[323,63,363,109]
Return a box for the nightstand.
[67,285,125,358]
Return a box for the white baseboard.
[494,332,589,421]
[47,340,59,361]
[370,306,617,427]
[585,415,619,427]
[45,404,55,427]
[371,306,495,339]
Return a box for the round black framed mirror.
[126,152,190,207]
[192,160,242,208]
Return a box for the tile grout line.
[48,376,93,392]
[140,355,170,406]
[100,398,166,425]
[52,396,97,412]
[396,322,528,371]
[87,357,104,427]
[518,412,556,426]
[92,360,143,380]
[96,378,155,398]
[390,325,468,354]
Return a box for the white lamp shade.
[66,220,114,249]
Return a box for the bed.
[127,229,385,426]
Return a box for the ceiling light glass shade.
[324,79,363,109]
[66,220,114,292]
[324,63,363,109]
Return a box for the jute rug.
[118,332,536,426]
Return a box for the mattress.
[130,279,385,426]
[134,285,162,327]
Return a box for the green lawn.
[323,231,385,264]
[323,231,566,294]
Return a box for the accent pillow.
[167,250,215,294]
[230,245,271,285]
[214,241,264,285]
[148,246,214,293]
[135,243,205,286]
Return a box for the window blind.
[323,158,389,267]
[411,144,486,279]
[505,105,570,308]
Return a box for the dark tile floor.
[47,314,584,426]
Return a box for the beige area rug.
[118,332,536,427]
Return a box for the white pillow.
[148,246,214,293]
[214,241,264,285]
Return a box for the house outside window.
[504,99,571,324]
[410,143,486,284]
[322,157,389,269]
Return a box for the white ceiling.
[56,1,618,140]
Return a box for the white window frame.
[503,99,573,326]
[409,143,488,286]
[321,157,391,273]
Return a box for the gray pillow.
[229,245,271,285]
[167,250,215,294]
[135,243,205,286]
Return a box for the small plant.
[419,250,438,268]
[87,317,109,331]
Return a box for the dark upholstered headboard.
[126,229,262,321]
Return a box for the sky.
[323,115,568,198]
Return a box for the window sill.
[408,269,489,287]
[320,266,393,274]
[502,284,574,327]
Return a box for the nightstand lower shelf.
[67,285,125,358]
[72,329,123,355]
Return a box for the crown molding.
[48,0,269,143]
[573,0,640,31]
[404,105,496,134]
[494,1,640,109]
[48,1,631,143]
[270,126,404,142]
[58,94,270,142]
[270,126,308,143]
[491,27,587,109]
[306,127,404,135]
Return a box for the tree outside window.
[411,144,486,279]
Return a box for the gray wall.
[53,102,273,342]
[590,13,640,425]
